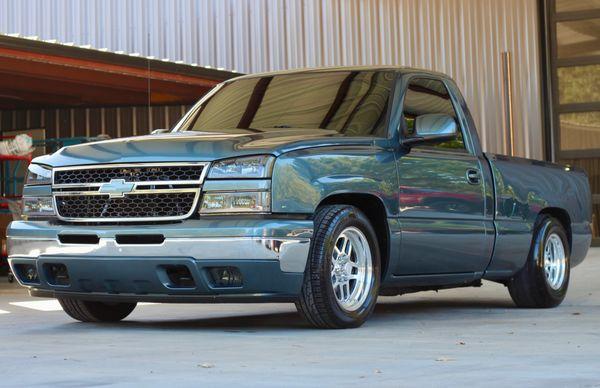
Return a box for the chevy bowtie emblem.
[98,179,135,198]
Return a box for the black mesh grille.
[55,192,197,219]
[54,165,204,185]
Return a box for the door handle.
[466,168,480,185]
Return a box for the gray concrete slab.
[1,250,599,387]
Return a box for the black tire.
[296,205,381,329]
[508,215,570,308]
[58,298,137,322]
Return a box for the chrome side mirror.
[403,113,458,146]
[151,128,171,135]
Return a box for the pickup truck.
[8,67,592,329]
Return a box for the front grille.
[55,192,197,219]
[54,165,205,185]
[52,163,208,222]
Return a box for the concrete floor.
[1,251,599,387]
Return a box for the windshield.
[183,70,396,137]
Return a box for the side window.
[402,78,466,152]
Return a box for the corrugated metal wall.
[0,0,543,158]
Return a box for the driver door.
[394,77,493,276]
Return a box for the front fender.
[271,145,399,216]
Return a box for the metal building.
[1,0,543,158]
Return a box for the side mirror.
[403,113,458,146]
[151,128,171,135]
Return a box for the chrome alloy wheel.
[330,227,373,312]
[544,233,567,290]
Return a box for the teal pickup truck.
[8,67,591,328]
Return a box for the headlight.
[23,165,54,218]
[22,196,55,218]
[208,155,274,179]
[200,191,270,214]
[25,164,52,186]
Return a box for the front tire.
[508,215,570,308]
[296,205,381,329]
[58,298,137,322]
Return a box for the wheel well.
[539,207,572,251]
[317,193,390,278]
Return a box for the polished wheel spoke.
[545,264,552,276]
[340,237,349,256]
[345,243,353,258]
[339,283,346,300]
[334,246,342,259]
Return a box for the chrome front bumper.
[8,236,311,273]
[7,219,313,301]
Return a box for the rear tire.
[58,298,137,322]
[508,215,570,308]
[296,205,381,329]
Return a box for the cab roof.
[228,65,452,82]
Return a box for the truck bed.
[483,153,592,280]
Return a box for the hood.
[34,129,375,167]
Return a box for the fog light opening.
[43,263,70,286]
[208,267,243,288]
[14,264,39,284]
